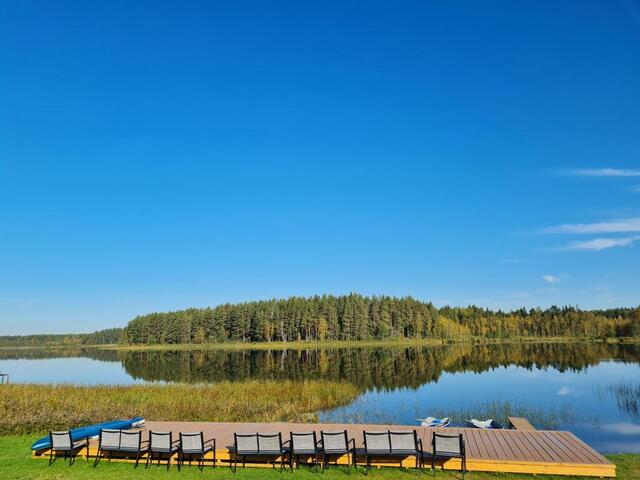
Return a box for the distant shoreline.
[1,336,638,352]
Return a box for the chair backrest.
[257,433,282,453]
[432,433,463,455]
[50,431,72,450]
[180,432,204,452]
[120,430,142,450]
[321,430,348,452]
[290,432,317,453]
[390,430,418,453]
[235,433,259,454]
[99,429,121,449]
[150,431,172,450]
[364,431,391,453]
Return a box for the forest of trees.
[0,328,123,347]
[123,294,640,345]
[2,295,638,347]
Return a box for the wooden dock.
[34,420,616,477]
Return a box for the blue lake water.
[1,342,638,453]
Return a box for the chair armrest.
[282,440,291,447]
[204,438,216,448]
[171,439,181,446]
[348,438,356,451]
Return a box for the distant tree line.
[0,328,123,347]
[123,294,640,344]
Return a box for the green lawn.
[1,436,638,480]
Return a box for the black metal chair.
[94,429,121,466]
[147,431,179,469]
[289,431,320,470]
[390,431,423,469]
[363,430,423,473]
[179,432,216,470]
[363,431,391,473]
[118,430,148,468]
[47,431,88,465]
[430,433,466,478]
[318,430,356,470]
[232,432,288,471]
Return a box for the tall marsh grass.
[0,381,359,435]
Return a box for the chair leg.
[49,449,53,466]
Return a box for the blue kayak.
[31,417,145,451]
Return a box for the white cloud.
[562,237,638,251]
[569,168,640,177]
[557,386,575,396]
[543,275,562,284]
[541,217,640,234]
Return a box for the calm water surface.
[1,342,638,453]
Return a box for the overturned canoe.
[31,417,145,451]
[417,416,450,427]
[466,418,503,429]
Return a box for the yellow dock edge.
[33,446,616,477]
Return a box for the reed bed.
[0,381,359,435]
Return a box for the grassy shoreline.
[0,381,359,436]
[2,336,638,353]
[0,435,638,480]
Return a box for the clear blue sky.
[1,1,639,334]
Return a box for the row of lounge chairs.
[48,428,467,476]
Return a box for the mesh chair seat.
[290,432,318,455]
[364,430,423,473]
[48,431,87,466]
[257,434,285,455]
[181,444,213,454]
[320,431,352,453]
[151,445,179,453]
[390,448,419,455]
[178,432,216,469]
[429,433,466,478]
[233,433,286,471]
[119,431,147,452]
[50,431,86,451]
[364,431,392,454]
[99,429,121,451]
[118,445,148,452]
[318,430,356,470]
